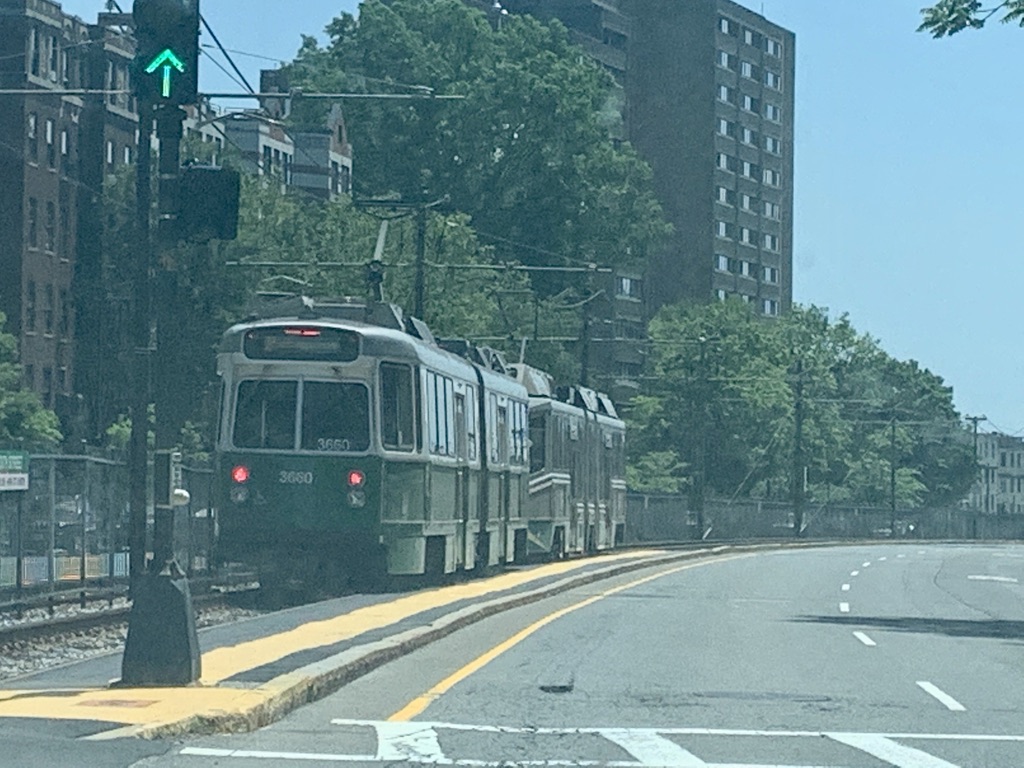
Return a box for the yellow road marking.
[388,552,751,721]
[199,549,662,685]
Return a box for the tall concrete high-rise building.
[488,0,796,316]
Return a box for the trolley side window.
[529,412,547,473]
[234,381,298,449]
[301,382,370,452]
[380,363,415,451]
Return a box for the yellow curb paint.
[0,550,667,726]
[199,549,663,685]
[388,552,752,722]
[0,686,270,726]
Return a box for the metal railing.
[0,453,216,595]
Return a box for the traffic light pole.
[128,103,154,586]
[152,105,185,571]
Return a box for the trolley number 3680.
[279,470,314,485]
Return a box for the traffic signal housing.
[178,165,241,242]
[133,0,200,106]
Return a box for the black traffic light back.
[132,0,200,106]
[178,166,241,241]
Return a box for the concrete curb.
[123,539,870,739]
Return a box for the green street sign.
[145,48,186,99]
[0,451,29,491]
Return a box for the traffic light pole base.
[118,569,201,687]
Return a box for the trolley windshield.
[233,380,370,452]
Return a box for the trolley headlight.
[230,486,250,503]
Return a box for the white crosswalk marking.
[179,720,1024,766]
[603,729,707,767]
[373,722,445,762]
[828,732,962,767]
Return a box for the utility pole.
[965,414,986,513]
[414,205,427,318]
[692,335,709,540]
[791,357,805,538]
[889,407,897,538]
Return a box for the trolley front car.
[214,299,530,592]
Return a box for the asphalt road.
[25,543,1024,766]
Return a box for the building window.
[742,160,760,179]
[741,127,757,146]
[763,168,781,187]
[763,201,781,220]
[44,201,55,252]
[744,28,763,48]
[42,367,53,407]
[27,113,38,163]
[717,50,736,71]
[716,186,736,206]
[48,35,58,77]
[716,289,728,301]
[740,227,756,246]
[742,94,760,114]
[765,70,782,90]
[763,266,780,284]
[59,205,69,257]
[25,282,37,332]
[719,17,737,36]
[766,38,782,57]
[106,140,114,166]
[28,198,38,247]
[765,135,782,155]
[715,254,730,272]
[60,128,69,158]
[616,276,642,298]
[717,117,735,137]
[764,233,780,252]
[717,85,734,104]
[28,29,39,76]
[763,299,779,316]
[741,194,754,212]
[262,145,272,173]
[765,103,782,123]
[717,152,736,172]
[59,289,69,338]
[123,145,132,165]
[741,61,759,80]
[44,119,55,168]
[44,284,54,334]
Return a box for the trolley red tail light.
[347,469,365,488]
[231,465,250,484]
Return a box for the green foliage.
[919,0,1024,37]
[0,312,62,450]
[281,0,670,290]
[628,302,976,509]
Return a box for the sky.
[55,0,1024,434]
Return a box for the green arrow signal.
[144,49,186,99]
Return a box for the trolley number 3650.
[279,470,314,485]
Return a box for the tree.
[0,312,62,449]
[281,0,670,291]
[628,300,976,510]
[919,0,1024,37]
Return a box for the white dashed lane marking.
[839,602,850,613]
[853,631,876,647]
[917,681,967,712]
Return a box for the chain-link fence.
[626,493,1024,543]
[0,454,216,595]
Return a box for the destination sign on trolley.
[243,327,360,362]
